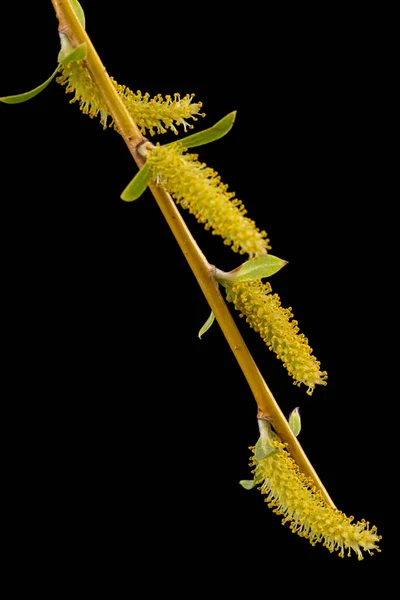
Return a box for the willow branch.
[51,0,336,509]
[51,0,144,153]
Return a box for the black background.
[1,0,390,588]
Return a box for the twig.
[51,0,336,508]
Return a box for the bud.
[239,480,256,490]
[289,407,301,437]
[255,418,279,460]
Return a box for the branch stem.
[51,0,144,152]
[51,0,336,509]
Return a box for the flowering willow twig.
[1,0,379,559]
[3,0,380,559]
[50,0,335,508]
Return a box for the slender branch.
[51,0,336,509]
[51,0,144,153]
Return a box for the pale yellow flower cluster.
[147,144,271,256]
[225,280,327,394]
[115,87,204,136]
[251,442,381,559]
[56,62,203,133]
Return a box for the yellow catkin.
[56,62,204,133]
[251,442,381,559]
[225,280,327,394]
[147,144,271,257]
[115,87,204,136]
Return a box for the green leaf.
[120,164,151,202]
[58,42,87,66]
[0,66,59,104]
[217,255,288,285]
[167,112,237,149]
[289,407,301,437]
[198,311,215,339]
[254,438,278,462]
[239,480,256,490]
[1,0,85,106]
[71,0,86,29]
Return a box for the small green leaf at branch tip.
[121,164,151,202]
[289,407,301,437]
[254,438,278,462]
[239,480,256,490]
[0,66,59,104]
[167,112,237,150]
[71,0,86,29]
[198,311,215,339]
[58,42,87,66]
[218,255,288,284]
